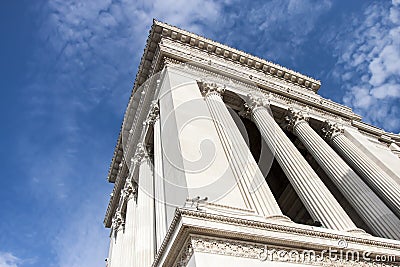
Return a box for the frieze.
[189,236,399,266]
[159,41,358,123]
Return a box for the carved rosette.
[112,211,125,230]
[201,82,225,97]
[285,108,309,132]
[322,120,344,141]
[145,101,160,125]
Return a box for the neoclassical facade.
[104,20,400,267]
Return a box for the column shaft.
[202,84,284,219]
[122,180,137,267]
[325,123,400,218]
[133,145,156,266]
[110,212,124,267]
[291,116,400,239]
[154,116,167,251]
[248,96,358,231]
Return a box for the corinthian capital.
[123,179,137,200]
[201,82,225,97]
[244,93,270,111]
[285,108,309,131]
[322,120,344,141]
[132,143,148,164]
[145,101,160,125]
[112,211,125,230]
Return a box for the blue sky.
[0,0,399,266]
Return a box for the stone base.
[153,208,400,267]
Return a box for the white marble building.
[104,20,400,267]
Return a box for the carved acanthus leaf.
[201,82,225,97]
[112,211,124,230]
[145,101,160,125]
[322,120,344,141]
[285,108,309,131]
[123,179,136,200]
[244,93,271,111]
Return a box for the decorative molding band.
[189,236,398,266]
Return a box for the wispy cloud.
[211,0,333,66]
[0,252,24,267]
[330,0,400,132]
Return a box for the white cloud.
[331,1,400,132]
[0,252,21,267]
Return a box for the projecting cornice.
[153,20,321,92]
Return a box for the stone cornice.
[156,20,321,92]
[351,120,400,144]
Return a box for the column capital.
[200,82,225,97]
[145,101,160,125]
[132,143,149,165]
[322,120,344,141]
[244,93,270,111]
[123,178,137,201]
[112,211,125,231]
[285,108,309,132]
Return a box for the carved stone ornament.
[188,237,395,266]
[145,101,160,125]
[132,143,148,164]
[244,93,270,112]
[123,179,136,200]
[112,211,124,230]
[201,82,225,97]
[322,120,344,141]
[285,107,309,132]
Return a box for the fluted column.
[133,144,156,266]
[245,94,359,232]
[147,102,168,251]
[121,179,137,266]
[287,109,400,239]
[201,83,286,220]
[110,211,125,267]
[323,121,400,218]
